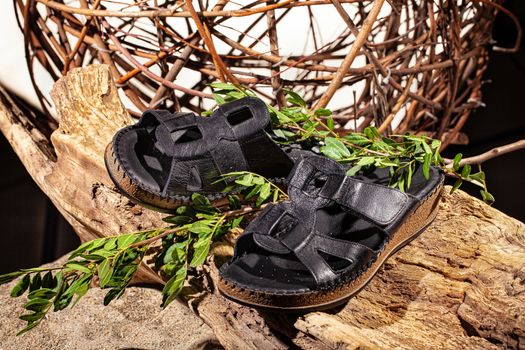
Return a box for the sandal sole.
[104,142,231,213]
[217,181,444,311]
[104,142,286,213]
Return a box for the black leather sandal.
[105,97,296,212]
[218,155,444,310]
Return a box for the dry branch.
[14,0,518,147]
[445,139,525,167]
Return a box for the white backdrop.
[0,1,394,125]
[0,1,54,108]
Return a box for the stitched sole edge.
[217,180,444,311]
[104,142,286,213]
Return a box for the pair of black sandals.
[105,97,444,311]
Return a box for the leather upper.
[113,97,294,197]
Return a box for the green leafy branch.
[220,171,288,206]
[209,82,493,203]
[0,176,281,335]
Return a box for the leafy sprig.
[208,82,493,202]
[0,179,280,334]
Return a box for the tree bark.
[0,64,524,349]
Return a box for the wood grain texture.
[0,64,523,349]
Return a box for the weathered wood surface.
[0,259,219,350]
[0,64,524,349]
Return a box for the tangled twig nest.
[15,0,521,149]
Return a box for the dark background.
[1,1,524,274]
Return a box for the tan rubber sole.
[104,142,185,212]
[218,182,444,311]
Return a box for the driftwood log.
[0,64,524,349]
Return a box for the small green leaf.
[98,259,113,288]
[346,165,362,177]
[16,321,40,336]
[284,89,306,107]
[117,234,137,249]
[321,137,351,160]
[28,288,56,300]
[212,93,226,105]
[54,274,92,311]
[421,140,432,155]
[325,137,351,158]
[344,134,370,145]
[103,288,125,306]
[356,156,375,167]
[71,278,91,307]
[227,195,241,210]
[469,171,485,182]
[163,244,186,265]
[103,237,117,251]
[19,312,45,323]
[24,298,51,312]
[210,82,238,90]
[326,117,335,130]
[320,145,342,160]
[0,271,25,285]
[251,176,265,185]
[191,193,211,207]
[451,179,462,193]
[188,221,212,235]
[41,272,55,289]
[272,109,293,123]
[244,184,261,200]
[398,175,405,192]
[190,238,212,267]
[363,127,380,140]
[423,153,431,180]
[163,215,194,225]
[29,274,42,292]
[480,190,495,204]
[406,163,414,190]
[453,153,462,171]
[10,274,30,297]
[69,241,93,259]
[273,129,287,139]
[161,265,187,307]
[235,173,254,187]
[272,188,280,202]
[66,263,92,274]
[314,108,332,117]
[431,139,441,150]
[461,164,471,178]
[230,216,244,228]
[256,182,271,206]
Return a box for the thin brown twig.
[314,0,385,109]
[19,0,501,150]
[445,140,525,168]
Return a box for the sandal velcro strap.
[287,156,414,226]
[331,177,411,226]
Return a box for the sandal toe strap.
[241,200,377,285]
